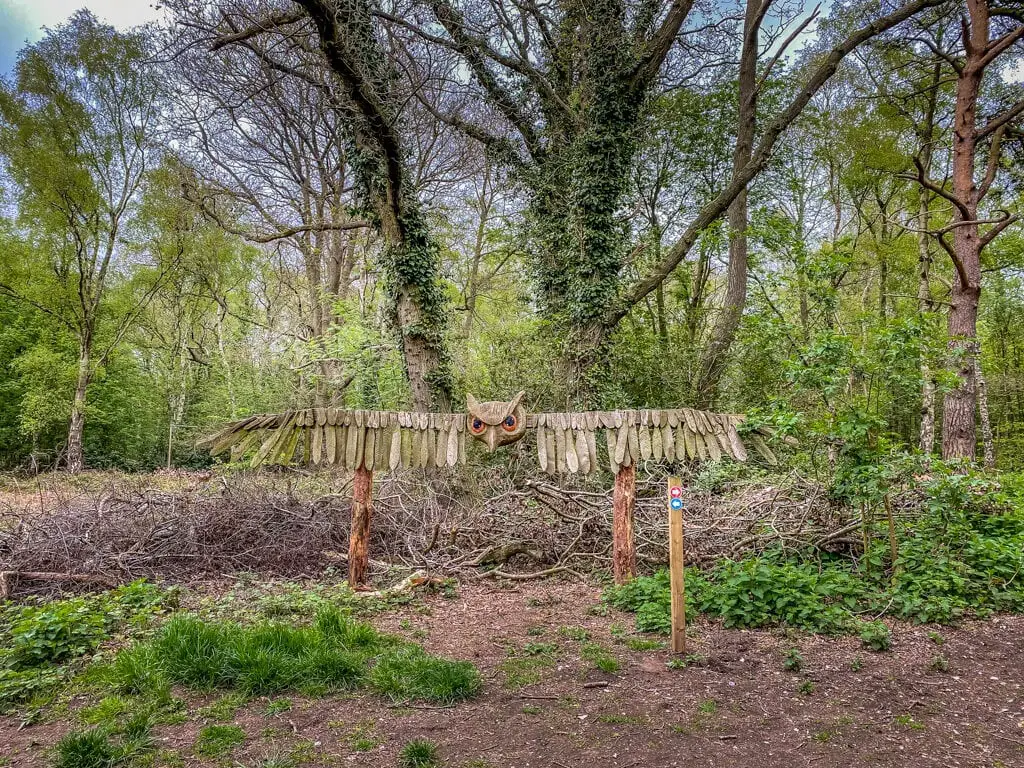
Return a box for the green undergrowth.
[194,573,439,624]
[0,580,172,712]
[100,607,480,703]
[607,471,1024,643]
[49,607,478,767]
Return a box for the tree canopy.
[0,0,1022,472]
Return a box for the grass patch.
[203,578,419,624]
[597,713,644,724]
[195,724,246,758]
[54,711,156,768]
[264,697,293,716]
[499,643,557,689]
[399,739,439,768]
[369,646,480,704]
[101,607,478,704]
[557,626,589,642]
[348,722,382,751]
[893,714,925,731]
[581,643,619,673]
[624,637,663,651]
[198,691,248,721]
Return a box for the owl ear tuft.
[508,390,526,413]
[466,393,480,412]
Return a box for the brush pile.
[0,465,923,592]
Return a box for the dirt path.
[3,581,1022,767]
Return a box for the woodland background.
[0,0,1023,478]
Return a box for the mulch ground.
[2,581,1022,768]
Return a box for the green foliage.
[53,728,122,768]
[857,621,891,652]
[0,581,168,711]
[398,739,439,768]
[54,702,159,768]
[607,467,1024,643]
[580,643,619,673]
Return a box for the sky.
[0,1,163,74]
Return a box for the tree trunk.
[692,0,760,406]
[941,48,984,461]
[66,347,91,474]
[348,466,373,588]
[612,464,636,584]
[917,61,941,456]
[975,354,995,469]
[917,182,937,455]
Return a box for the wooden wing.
[528,408,780,475]
[200,406,781,474]
[198,408,467,471]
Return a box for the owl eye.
[502,414,518,432]
[469,417,486,435]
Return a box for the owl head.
[466,391,527,451]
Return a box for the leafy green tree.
[0,12,167,472]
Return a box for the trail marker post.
[668,476,686,654]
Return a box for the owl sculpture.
[201,393,778,473]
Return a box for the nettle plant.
[607,463,1024,644]
[0,580,170,710]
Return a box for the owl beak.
[485,429,500,452]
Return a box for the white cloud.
[3,1,164,30]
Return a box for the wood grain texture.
[612,464,637,584]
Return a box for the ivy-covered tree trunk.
[376,203,453,413]
[916,63,941,456]
[295,0,453,411]
[524,1,667,407]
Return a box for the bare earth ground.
[2,581,1023,768]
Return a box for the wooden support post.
[349,466,373,588]
[612,464,636,584]
[668,475,687,654]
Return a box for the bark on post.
[612,464,636,584]
[348,466,373,588]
